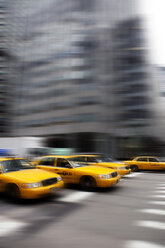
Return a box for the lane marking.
[124,173,144,178]
[150,195,165,198]
[157,184,165,186]
[0,216,27,237]
[124,240,164,248]
[58,191,94,203]
[154,191,165,194]
[135,220,165,230]
[148,201,165,206]
[155,187,165,190]
[138,209,165,215]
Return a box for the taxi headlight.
[57,176,62,182]
[97,174,111,179]
[22,182,42,188]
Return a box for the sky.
[140,0,165,65]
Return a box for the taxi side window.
[136,158,148,162]
[56,158,71,168]
[149,158,158,162]
[73,157,86,162]
[39,158,55,166]
[87,157,97,163]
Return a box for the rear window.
[149,158,159,162]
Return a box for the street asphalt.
[0,171,165,248]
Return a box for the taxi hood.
[4,169,58,183]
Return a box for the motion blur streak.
[0,1,165,248]
[0,217,27,237]
[0,0,164,160]
[124,240,165,248]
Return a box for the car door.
[37,157,56,173]
[54,158,75,183]
[0,166,5,192]
[135,157,148,170]
[148,157,162,170]
[0,166,2,192]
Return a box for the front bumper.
[118,169,131,176]
[96,175,121,188]
[20,181,64,199]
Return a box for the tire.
[130,165,139,172]
[6,184,20,199]
[80,176,96,189]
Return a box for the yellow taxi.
[69,154,131,176]
[34,155,121,189]
[124,156,165,172]
[0,157,64,199]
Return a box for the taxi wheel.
[6,184,20,199]
[80,176,96,189]
[130,165,139,172]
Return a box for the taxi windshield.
[1,159,35,173]
[69,156,114,163]
[92,156,114,163]
[68,160,89,168]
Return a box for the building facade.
[0,0,10,135]
[8,0,158,158]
